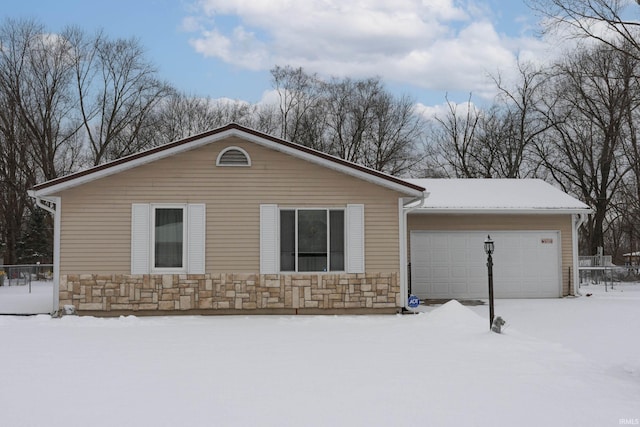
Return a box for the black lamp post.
[484,235,495,330]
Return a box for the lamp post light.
[484,235,495,330]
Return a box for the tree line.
[1,0,640,265]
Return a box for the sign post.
[408,294,420,309]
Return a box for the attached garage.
[410,230,561,299]
[406,179,591,300]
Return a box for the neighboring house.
[29,124,591,315]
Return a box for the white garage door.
[410,231,561,299]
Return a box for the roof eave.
[31,124,425,198]
[410,207,593,215]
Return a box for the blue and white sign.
[408,294,420,308]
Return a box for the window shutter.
[187,204,206,274]
[346,204,365,273]
[260,204,279,274]
[131,204,150,274]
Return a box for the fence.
[578,255,613,267]
[0,264,53,293]
[577,256,616,291]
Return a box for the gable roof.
[407,178,591,214]
[30,123,425,198]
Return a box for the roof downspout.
[399,192,428,311]
[572,212,589,297]
[29,192,61,314]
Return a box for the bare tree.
[0,19,82,263]
[151,92,257,144]
[539,43,635,254]
[253,103,280,136]
[428,94,484,177]
[270,65,325,147]
[0,94,35,264]
[613,42,640,258]
[528,0,640,60]
[429,62,555,179]
[71,30,172,165]
[0,19,82,181]
[269,67,424,174]
[323,77,381,163]
[361,92,425,176]
[490,61,555,178]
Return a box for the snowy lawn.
[0,284,639,427]
[0,280,53,314]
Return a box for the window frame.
[279,207,346,273]
[150,203,187,274]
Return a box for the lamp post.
[484,235,495,330]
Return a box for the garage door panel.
[410,231,561,299]
[467,266,485,280]
[452,267,469,279]
[430,266,448,278]
[450,281,468,293]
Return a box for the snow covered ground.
[0,280,53,314]
[0,283,638,427]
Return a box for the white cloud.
[414,99,480,123]
[184,0,569,101]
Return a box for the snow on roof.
[407,178,591,213]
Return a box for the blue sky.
[3,0,546,108]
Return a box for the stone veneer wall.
[59,272,400,313]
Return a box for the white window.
[216,146,251,166]
[259,204,364,274]
[131,204,205,274]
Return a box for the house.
[29,124,591,315]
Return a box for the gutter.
[410,208,592,215]
[399,192,429,311]
[572,212,590,296]
[28,191,61,315]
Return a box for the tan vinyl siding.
[407,213,574,295]
[57,137,403,275]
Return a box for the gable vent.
[216,147,251,166]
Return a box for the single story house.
[29,124,591,315]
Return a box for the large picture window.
[280,209,345,272]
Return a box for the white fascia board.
[32,128,423,198]
[31,130,237,196]
[237,130,424,197]
[410,208,593,215]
